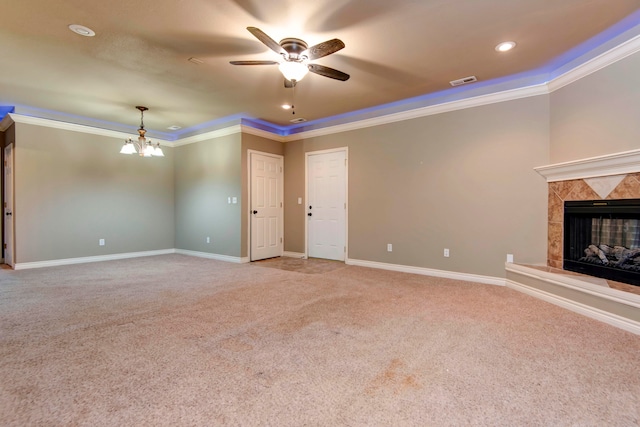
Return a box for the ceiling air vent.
[290,117,307,123]
[449,76,477,87]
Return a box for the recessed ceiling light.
[68,24,95,37]
[167,125,182,130]
[281,104,292,110]
[495,41,516,52]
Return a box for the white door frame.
[304,147,348,260]
[247,150,284,261]
[4,143,14,268]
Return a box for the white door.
[4,144,14,267]
[307,149,347,261]
[250,152,283,261]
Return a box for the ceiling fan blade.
[230,60,279,65]
[308,64,350,81]
[302,39,345,60]
[246,27,287,57]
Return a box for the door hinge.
[280,237,283,243]
[3,244,6,249]
[280,202,283,208]
[344,246,346,253]
[344,203,346,209]
[280,166,283,173]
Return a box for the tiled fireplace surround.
[547,172,640,270]
[504,150,640,334]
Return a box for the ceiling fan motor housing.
[280,38,308,60]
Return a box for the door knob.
[252,210,258,214]
[308,213,312,217]
[309,206,312,209]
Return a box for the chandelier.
[120,106,164,157]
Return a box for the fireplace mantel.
[535,148,640,182]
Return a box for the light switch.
[227,197,231,204]
[298,197,302,205]
[232,197,237,204]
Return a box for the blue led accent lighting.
[546,8,640,78]
[5,11,639,139]
[241,118,289,136]
[0,106,15,121]
[280,13,640,136]
[284,69,549,135]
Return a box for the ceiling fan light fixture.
[279,61,309,82]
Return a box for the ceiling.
[1,0,639,138]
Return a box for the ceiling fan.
[230,27,350,87]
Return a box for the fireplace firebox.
[564,199,640,286]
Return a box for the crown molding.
[171,125,242,147]
[534,148,640,182]
[287,33,640,141]
[241,125,287,143]
[548,34,640,92]
[4,32,638,145]
[7,113,171,144]
[286,84,549,141]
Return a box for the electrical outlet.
[387,243,392,252]
[507,254,514,263]
[206,237,210,244]
[99,238,105,246]
[444,248,450,257]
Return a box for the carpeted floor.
[1,254,639,426]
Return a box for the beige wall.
[284,96,551,278]
[283,141,305,253]
[173,132,283,259]
[8,49,638,275]
[14,122,175,263]
[174,133,242,256]
[550,51,640,163]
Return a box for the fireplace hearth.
[564,199,640,286]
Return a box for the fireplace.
[564,199,640,286]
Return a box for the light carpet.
[1,254,639,426]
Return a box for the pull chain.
[291,83,296,115]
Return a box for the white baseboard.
[346,258,505,286]
[506,279,640,336]
[283,251,306,258]
[174,249,245,263]
[14,249,176,270]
